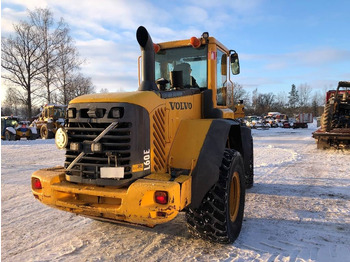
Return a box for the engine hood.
[69,91,163,113]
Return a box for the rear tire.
[186,149,246,243]
[321,101,333,132]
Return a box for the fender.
[30,127,38,134]
[6,127,16,135]
[169,119,247,208]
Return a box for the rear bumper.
[312,128,350,140]
[31,167,191,226]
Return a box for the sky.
[1,0,350,101]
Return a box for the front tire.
[4,131,15,141]
[245,138,254,189]
[40,125,54,139]
[186,149,246,243]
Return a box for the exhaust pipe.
[136,26,158,91]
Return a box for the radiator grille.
[64,103,150,186]
[65,122,132,180]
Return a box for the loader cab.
[138,34,240,116]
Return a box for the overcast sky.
[1,0,350,100]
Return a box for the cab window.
[216,49,228,106]
[155,46,207,90]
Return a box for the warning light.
[190,37,201,48]
[155,191,168,205]
[153,43,161,53]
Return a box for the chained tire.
[320,100,333,132]
[245,138,254,189]
[186,149,246,243]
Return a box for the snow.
[2,122,350,262]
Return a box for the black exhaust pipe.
[136,26,158,91]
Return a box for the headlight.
[55,128,68,150]
[67,108,76,118]
[109,107,123,118]
[70,142,81,151]
[91,142,102,152]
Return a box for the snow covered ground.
[2,123,350,262]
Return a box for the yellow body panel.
[169,119,212,171]
[32,167,191,226]
[70,91,164,113]
[234,103,245,119]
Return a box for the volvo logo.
[169,102,193,110]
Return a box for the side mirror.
[230,51,240,75]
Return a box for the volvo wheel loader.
[31,26,254,243]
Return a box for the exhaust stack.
[136,26,158,91]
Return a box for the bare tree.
[99,88,109,93]
[298,83,312,109]
[255,93,275,115]
[274,91,288,110]
[29,8,67,103]
[54,32,84,105]
[64,73,95,103]
[1,21,45,118]
[233,82,250,105]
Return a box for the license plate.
[100,167,124,179]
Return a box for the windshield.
[49,107,66,118]
[6,119,18,127]
[155,46,207,90]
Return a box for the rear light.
[32,178,42,189]
[155,191,168,205]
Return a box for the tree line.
[233,83,326,117]
[1,8,95,119]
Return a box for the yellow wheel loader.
[32,104,66,139]
[31,26,254,243]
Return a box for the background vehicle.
[264,116,278,128]
[293,113,313,128]
[313,81,350,148]
[245,116,269,129]
[31,26,254,243]
[1,116,38,140]
[32,104,66,139]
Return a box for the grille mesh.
[152,107,166,172]
[65,122,132,179]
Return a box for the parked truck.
[312,81,350,148]
[293,113,313,128]
[31,26,254,243]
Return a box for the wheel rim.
[229,171,240,222]
[42,127,47,138]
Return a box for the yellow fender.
[169,118,244,208]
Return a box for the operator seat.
[174,63,191,87]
